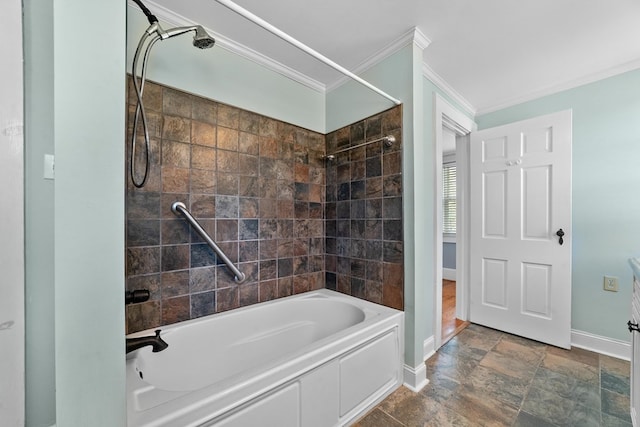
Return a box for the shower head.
[193,26,215,49]
[159,25,215,49]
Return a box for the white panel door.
[470,110,572,348]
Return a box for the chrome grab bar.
[171,202,246,284]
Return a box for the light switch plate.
[44,154,55,180]
[604,276,619,292]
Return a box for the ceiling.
[149,0,640,114]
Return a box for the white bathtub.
[126,289,404,427]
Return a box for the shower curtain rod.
[214,0,402,106]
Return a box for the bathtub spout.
[126,329,168,354]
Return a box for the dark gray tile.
[602,371,631,396]
[602,388,632,422]
[127,219,160,247]
[190,291,215,318]
[514,411,558,427]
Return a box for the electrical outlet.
[603,276,619,292]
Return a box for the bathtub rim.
[126,289,404,427]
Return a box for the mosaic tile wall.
[324,106,404,310]
[125,79,326,333]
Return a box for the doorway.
[433,94,475,351]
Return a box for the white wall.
[0,0,25,425]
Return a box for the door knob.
[556,229,565,245]
[628,320,640,333]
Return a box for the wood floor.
[441,279,469,344]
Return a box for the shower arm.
[171,202,246,284]
[214,0,402,106]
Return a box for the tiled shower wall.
[325,107,404,310]
[125,79,403,333]
[125,79,326,333]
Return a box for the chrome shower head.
[193,26,215,49]
[160,25,215,49]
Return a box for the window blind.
[443,162,456,234]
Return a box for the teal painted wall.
[476,69,640,342]
[127,7,325,133]
[23,0,56,424]
[52,1,126,425]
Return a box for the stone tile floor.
[354,324,631,426]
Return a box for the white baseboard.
[571,329,631,361]
[443,268,456,281]
[423,335,435,362]
[403,363,428,392]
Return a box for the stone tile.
[602,412,633,426]
[542,353,599,385]
[601,355,631,378]
[239,132,259,155]
[479,349,538,381]
[216,287,239,312]
[190,243,217,268]
[162,115,190,143]
[382,241,403,263]
[162,87,191,118]
[531,367,599,409]
[190,171,214,195]
[161,166,190,193]
[258,280,277,302]
[546,345,600,368]
[191,96,216,125]
[352,408,404,427]
[190,194,216,218]
[567,403,602,427]
[602,371,631,396]
[127,191,161,219]
[521,386,576,425]
[427,406,476,427]
[277,277,292,298]
[602,388,632,423]
[127,219,160,247]
[378,386,440,426]
[190,291,215,318]
[127,247,160,276]
[191,121,216,147]
[189,266,216,293]
[191,145,216,170]
[217,126,239,151]
[215,173,238,196]
[493,338,546,365]
[161,296,190,325]
[126,300,161,334]
[426,349,479,384]
[513,411,557,427]
[217,150,239,173]
[161,245,189,272]
[162,140,190,168]
[217,104,239,129]
[462,365,529,407]
[239,283,258,306]
[445,383,518,426]
[383,174,402,197]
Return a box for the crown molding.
[476,57,640,115]
[326,27,431,92]
[128,0,326,93]
[422,62,476,116]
